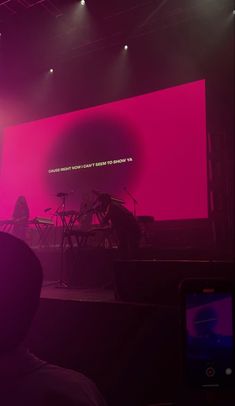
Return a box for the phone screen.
[185,291,234,387]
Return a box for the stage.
[41,256,234,305]
[41,284,116,303]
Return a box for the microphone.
[56,192,68,197]
[56,191,74,198]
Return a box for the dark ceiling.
[0,0,228,71]
[0,0,233,128]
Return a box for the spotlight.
[81,0,85,5]
[124,44,128,50]
[49,68,54,73]
[233,10,235,15]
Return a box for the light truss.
[0,0,63,17]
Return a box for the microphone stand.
[43,195,68,288]
[58,194,68,287]
[48,193,68,288]
[123,187,138,217]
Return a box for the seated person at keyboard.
[12,195,29,241]
[0,231,107,406]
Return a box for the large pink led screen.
[0,80,208,220]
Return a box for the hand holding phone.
[180,278,234,389]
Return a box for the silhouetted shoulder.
[0,350,106,406]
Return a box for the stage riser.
[35,248,232,288]
[113,260,234,305]
[64,248,117,288]
[35,248,116,286]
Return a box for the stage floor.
[41,282,116,302]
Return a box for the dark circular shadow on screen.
[45,113,142,205]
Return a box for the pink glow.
[186,297,233,337]
[0,80,207,220]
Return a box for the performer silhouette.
[12,195,29,241]
[95,193,141,259]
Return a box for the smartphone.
[180,278,234,389]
